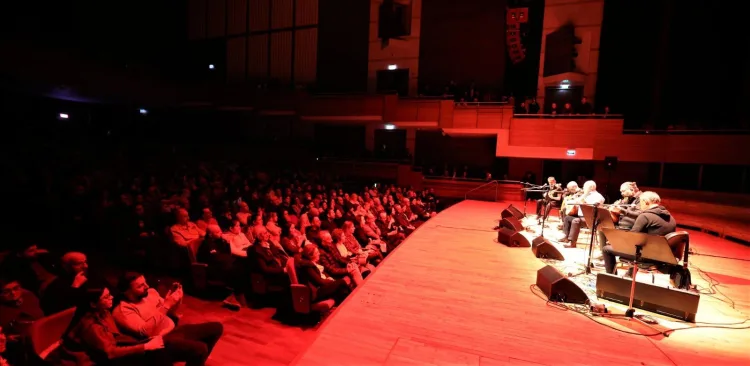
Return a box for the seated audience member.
[222,220,252,257]
[265,212,282,245]
[41,252,91,315]
[342,221,383,264]
[195,208,218,232]
[559,180,605,247]
[50,287,169,366]
[393,205,416,234]
[297,245,351,306]
[376,212,405,246]
[170,208,205,250]
[250,230,291,285]
[113,272,223,366]
[1,325,11,366]
[602,191,677,275]
[198,225,247,307]
[0,277,44,336]
[317,231,365,286]
[236,202,251,226]
[2,242,55,295]
[305,216,322,245]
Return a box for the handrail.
[513,113,624,118]
[464,179,500,201]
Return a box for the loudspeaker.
[604,156,618,171]
[500,217,523,232]
[531,237,565,260]
[497,228,531,247]
[596,273,700,322]
[501,204,524,220]
[536,265,589,304]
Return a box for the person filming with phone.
[113,272,223,366]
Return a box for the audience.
[0,161,440,363]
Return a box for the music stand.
[579,205,615,273]
[601,228,678,334]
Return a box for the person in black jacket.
[601,191,677,274]
[41,252,90,315]
[297,244,350,305]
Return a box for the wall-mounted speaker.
[501,204,524,220]
[498,228,531,248]
[536,265,589,304]
[500,217,524,232]
[531,237,565,260]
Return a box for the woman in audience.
[265,212,282,245]
[297,245,351,306]
[222,220,252,257]
[51,287,168,365]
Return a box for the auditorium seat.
[286,258,335,316]
[30,307,76,361]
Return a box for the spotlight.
[208,64,215,70]
[387,64,397,70]
[139,108,148,115]
[385,124,396,130]
[58,113,69,120]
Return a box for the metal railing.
[513,113,624,119]
[464,179,502,201]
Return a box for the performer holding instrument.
[560,181,583,217]
[535,177,563,224]
[559,180,605,247]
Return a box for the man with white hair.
[601,191,677,275]
[560,180,605,247]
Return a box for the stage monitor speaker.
[500,217,523,232]
[536,265,588,304]
[501,205,524,220]
[531,237,565,260]
[604,156,618,171]
[497,228,531,248]
[596,273,699,322]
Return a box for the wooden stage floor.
[292,200,750,366]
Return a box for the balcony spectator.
[549,103,558,115]
[578,97,593,114]
[528,98,540,114]
[562,103,574,115]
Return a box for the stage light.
[560,79,570,89]
[139,108,148,115]
[387,64,397,70]
[567,149,576,156]
[385,124,396,130]
[208,64,215,70]
[59,113,69,120]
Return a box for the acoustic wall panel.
[271,0,294,29]
[207,0,226,38]
[227,37,247,82]
[270,31,293,81]
[227,0,248,35]
[187,0,207,40]
[249,0,270,31]
[247,34,269,78]
[295,0,318,26]
[294,28,317,83]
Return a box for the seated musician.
[559,180,605,248]
[535,177,562,224]
[601,191,677,275]
[596,182,642,246]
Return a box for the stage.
[293,200,750,365]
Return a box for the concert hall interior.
[1,0,749,365]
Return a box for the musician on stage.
[596,182,643,246]
[559,180,604,248]
[535,177,562,224]
[601,191,677,275]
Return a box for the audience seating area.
[0,162,440,365]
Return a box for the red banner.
[506,7,529,64]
